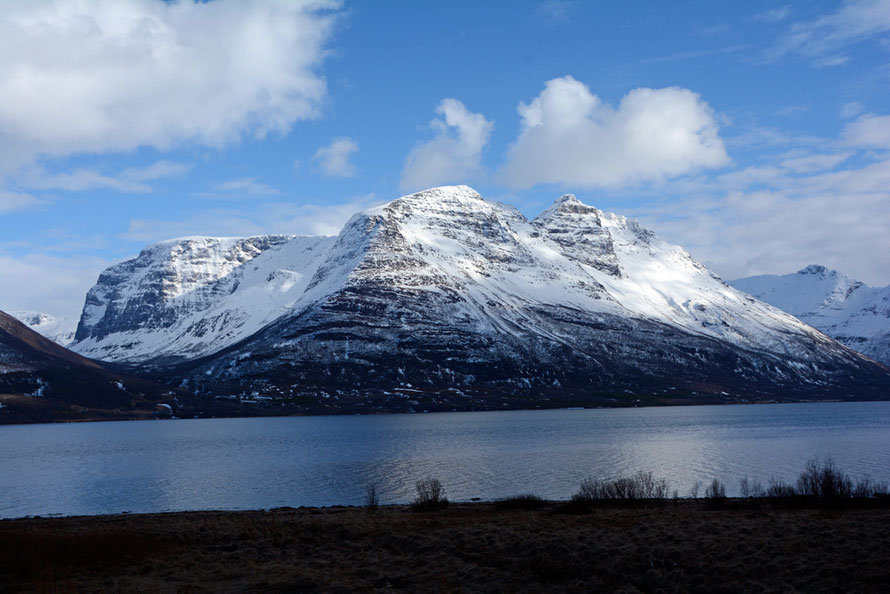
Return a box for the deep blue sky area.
[0,0,888,318]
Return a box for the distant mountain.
[10,311,77,346]
[730,266,890,365]
[0,309,176,423]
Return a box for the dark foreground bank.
[2,501,889,592]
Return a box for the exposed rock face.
[731,266,890,366]
[152,186,888,403]
[71,235,335,366]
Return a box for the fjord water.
[2,402,890,518]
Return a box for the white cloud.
[216,177,280,196]
[774,0,890,66]
[312,137,359,177]
[19,161,191,193]
[0,191,41,214]
[840,101,866,119]
[498,76,728,189]
[400,99,493,191]
[842,113,890,149]
[0,252,112,319]
[0,0,341,170]
[124,194,381,243]
[627,153,890,286]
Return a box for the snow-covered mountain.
[10,311,77,346]
[150,186,886,404]
[730,266,890,365]
[71,234,335,366]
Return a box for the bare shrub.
[739,477,765,498]
[575,471,669,506]
[703,479,727,509]
[364,484,379,511]
[767,477,796,499]
[797,458,852,503]
[689,481,702,499]
[412,478,448,512]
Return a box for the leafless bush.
[797,457,853,502]
[493,494,546,511]
[739,477,765,498]
[703,479,727,508]
[411,478,448,512]
[364,484,379,511]
[689,481,702,499]
[575,471,669,505]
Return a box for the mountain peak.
[798,264,830,276]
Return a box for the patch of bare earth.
[2,502,889,592]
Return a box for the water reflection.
[1,402,889,517]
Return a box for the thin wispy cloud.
[19,161,191,194]
[535,1,578,26]
[216,178,281,196]
[771,0,890,66]
[754,6,792,23]
[312,137,359,178]
[124,194,380,243]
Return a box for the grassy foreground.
[2,501,890,592]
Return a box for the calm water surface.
[1,401,889,518]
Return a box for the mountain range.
[26,185,882,414]
[3,185,888,419]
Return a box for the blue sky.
[1,0,889,319]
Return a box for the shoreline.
[0,393,868,426]
[3,501,889,591]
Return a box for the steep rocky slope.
[731,266,890,365]
[71,235,335,366]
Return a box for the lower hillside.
[0,310,181,424]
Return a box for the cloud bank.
[0,0,342,169]
[400,99,493,191]
[498,76,728,189]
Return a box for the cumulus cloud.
[0,0,341,169]
[312,137,359,177]
[498,76,728,189]
[773,0,890,66]
[400,99,493,192]
[842,113,890,149]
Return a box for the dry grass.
[2,502,890,592]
